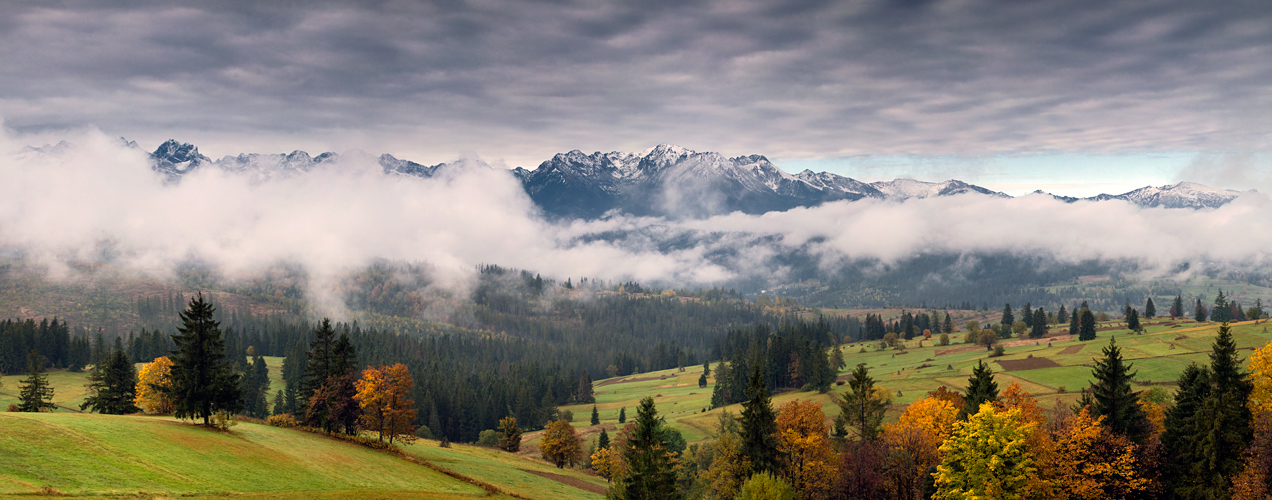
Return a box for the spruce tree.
[618,406,626,423]
[17,350,55,412]
[301,318,337,404]
[1021,303,1033,328]
[591,405,600,425]
[1145,297,1156,319]
[1057,305,1069,325]
[1030,308,1047,338]
[1079,308,1097,341]
[1126,308,1140,331]
[1173,295,1184,319]
[168,292,241,425]
[1089,337,1149,442]
[943,312,954,334]
[962,360,998,417]
[837,364,887,441]
[619,397,680,500]
[598,428,610,449]
[1069,309,1079,337]
[740,364,780,474]
[80,340,139,414]
[1000,304,1014,328]
[1213,291,1231,323]
[1196,299,1208,322]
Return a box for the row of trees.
[711,321,843,408]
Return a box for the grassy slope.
[0,413,498,498]
[561,317,1272,445]
[401,440,607,500]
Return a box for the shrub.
[415,425,434,440]
[6,404,17,412]
[1057,386,1067,394]
[559,409,574,422]
[991,345,1006,357]
[267,413,298,428]
[738,472,798,500]
[476,429,500,447]
[440,435,451,448]
[211,410,238,431]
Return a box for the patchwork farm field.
[561,317,1272,445]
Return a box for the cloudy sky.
[3,0,1270,196]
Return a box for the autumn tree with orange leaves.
[541,419,583,468]
[883,395,959,498]
[776,400,837,499]
[354,363,417,444]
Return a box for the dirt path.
[520,468,607,494]
[1058,345,1085,355]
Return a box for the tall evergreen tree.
[301,318,337,403]
[740,364,780,474]
[837,364,887,441]
[17,350,55,412]
[1030,308,1047,338]
[1021,303,1033,328]
[1196,299,1208,322]
[1145,297,1157,319]
[1089,337,1149,442]
[1069,309,1080,337]
[619,406,626,423]
[618,397,680,500]
[1213,291,1231,323]
[1000,304,1014,328]
[1126,308,1140,331]
[597,428,610,450]
[1079,308,1097,341]
[80,340,139,414]
[962,360,999,417]
[943,313,954,334]
[591,405,600,425]
[1173,295,1184,319]
[1057,305,1069,325]
[167,293,241,425]
[1164,323,1254,498]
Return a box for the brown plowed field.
[995,357,1062,371]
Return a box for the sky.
[2,0,1270,197]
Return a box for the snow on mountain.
[55,138,1240,218]
[870,179,1008,201]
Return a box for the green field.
[0,413,503,499]
[561,317,1272,444]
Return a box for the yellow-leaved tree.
[1030,407,1146,500]
[883,395,959,498]
[354,363,417,444]
[540,419,583,468]
[134,356,175,415]
[775,399,837,499]
[591,446,622,481]
[934,403,1035,500]
[1249,340,1272,418]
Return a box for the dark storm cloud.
[1,0,1269,163]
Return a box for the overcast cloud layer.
[2,0,1270,171]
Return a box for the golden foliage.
[134,356,175,415]
[1029,407,1147,500]
[1250,339,1272,418]
[775,400,837,499]
[934,403,1036,500]
[700,431,751,499]
[591,446,621,481]
[354,363,417,444]
[540,419,583,468]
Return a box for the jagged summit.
[27,138,1242,218]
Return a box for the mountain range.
[95,139,1256,218]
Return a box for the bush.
[267,413,298,428]
[211,410,238,431]
[439,435,451,448]
[415,425,434,440]
[991,345,1005,357]
[559,409,574,422]
[738,472,798,500]
[476,429,500,447]
[7,404,17,412]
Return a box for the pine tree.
[1145,297,1157,319]
[80,340,139,414]
[167,292,241,426]
[1196,299,1208,322]
[943,312,954,334]
[1166,323,1254,497]
[1173,295,1184,319]
[17,350,55,412]
[703,361,711,377]
[1079,308,1097,341]
[837,364,887,441]
[1001,304,1014,328]
[1069,309,1080,337]
[1057,305,1069,325]
[618,397,680,500]
[301,318,337,405]
[1089,337,1149,442]
[598,428,610,450]
[1213,291,1231,323]
[962,360,998,418]
[1030,308,1047,338]
[591,405,600,425]
[1126,308,1140,331]
[1021,303,1033,328]
[740,364,780,474]
[618,406,626,423]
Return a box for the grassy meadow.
[559,316,1272,447]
